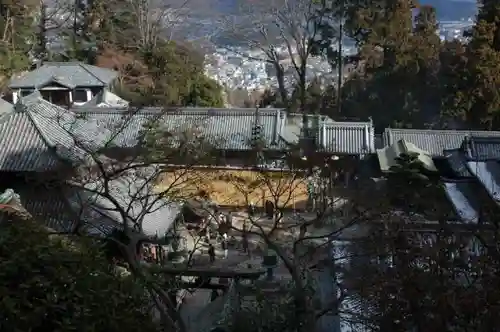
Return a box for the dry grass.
[157,169,308,208]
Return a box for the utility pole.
[336,0,344,116]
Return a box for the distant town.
[204,19,474,92]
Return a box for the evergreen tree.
[460,0,500,129]
[338,0,419,130]
[411,5,442,125]
[439,40,470,127]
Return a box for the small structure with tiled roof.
[382,128,500,157]
[9,62,118,107]
[378,129,500,225]
[283,113,375,155]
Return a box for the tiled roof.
[0,110,63,171]
[443,149,473,178]
[383,128,500,157]
[10,185,78,232]
[18,92,107,163]
[3,179,178,237]
[462,136,500,161]
[9,62,117,89]
[0,98,13,117]
[440,139,500,224]
[0,92,114,171]
[321,121,375,154]
[71,107,289,151]
[377,139,437,172]
[442,180,482,224]
[283,114,374,154]
[66,166,181,237]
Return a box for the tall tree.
[338,0,419,130]
[411,5,441,125]
[33,2,49,62]
[439,40,470,128]
[457,0,500,129]
[223,0,333,111]
[0,0,37,90]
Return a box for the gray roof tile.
[11,185,78,232]
[66,167,181,237]
[465,160,500,202]
[20,92,106,163]
[443,149,473,177]
[462,136,500,161]
[283,114,375,154]
[443,180,482,224]
[321,122,375,154]
[9,62,117,89]
[0,98,13,117]
[383,128,500,157]
[71,107,289,151]
[0,111,62,171]
[0,92,112,171]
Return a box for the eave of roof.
[9,62,118,89]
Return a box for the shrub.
[0,216,159,332]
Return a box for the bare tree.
[220,0,334,110]
[121,0,191,49]
[182,150,374,332]
[19,96,232,331]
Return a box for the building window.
[73,89,88,103]
[20,89,34,97]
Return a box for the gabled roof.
[0,110,62,171]
[383,128,500,157]
[9,62,118,89]
[0,91,111,171]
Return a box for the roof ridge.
[387,128,500,134]
[22,98,62,160]
[72,106,161,114]
[441,177,476,183]
[78,63,107,85]
[323,122,371,127]
[25,97,71,149]
[43,61,84,66]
